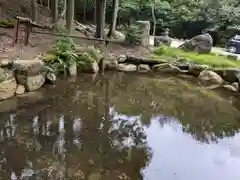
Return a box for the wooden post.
[24,20,32,46]
[13,19,20,44]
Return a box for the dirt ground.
[0,26,152,62]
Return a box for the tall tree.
[107,0,119,38]
[31,0,38,22]
[52,0,59,23]
[151,1,156,36]
[83,0,87,22]
[66,0,75,33]
[95,0,107,38]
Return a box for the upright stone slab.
[135,21,151,46]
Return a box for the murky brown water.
[1,72,240,180]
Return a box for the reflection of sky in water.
[143,118,240,180]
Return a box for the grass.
[152,46,240,68]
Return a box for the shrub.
[125,25,143,45]
[43,38,78,75]
[42,38,103,75]
[0,19,14,28]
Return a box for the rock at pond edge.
[198,70,224,86]
[117,64,137,72]
[0,78,17,100]
[24,73,45,92]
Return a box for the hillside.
[0,0,51,24]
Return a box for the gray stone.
[180,33,213,53]
[12,60,44,76]
[152,63,182,74]
[222,84,238,92]
[68,61,77,76]
[198,70,224,86]
[0,78,17,100]
[222,68,240,83]
[24,73,45,92]
[15,84,26,95]
[138,64,151,72]
[117,64,137,72]
[188,64,208,76]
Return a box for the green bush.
[43,38,78,75]
[0,19,14,28]
[125,25,143,45]
[42,38,103,75]
[153,46,240,68]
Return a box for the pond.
[0,72,240,180]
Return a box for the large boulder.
[179,33,213,53]
[12,60,44,76]
[24,73,45,92]
[0,68,17,100]
[16,72,45,92]
[198,70,224,86]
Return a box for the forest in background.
[1,0,240,45]
[74,0,240,45]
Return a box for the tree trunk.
[66,0,75,33]
[151,2,156,36]
[93,0,97,25]
[83,0,87,22]
[31,0,38,22]
[52,0,58,23]
[95,0,106,38]
[107,0,119,38]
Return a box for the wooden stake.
[13,19,20,44]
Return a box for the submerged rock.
[152,63,181,74]
[138,64,151,72]
[198,70,224,86]
[117,63,137,72]
[0,78,17,100]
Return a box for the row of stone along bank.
[1,55,240,101]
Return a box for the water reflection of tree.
[109,74,240,143]
[0,75,152,180]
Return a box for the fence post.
[13,18,20,45]
[24,20,32,46]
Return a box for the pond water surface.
[0,73,240,180]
